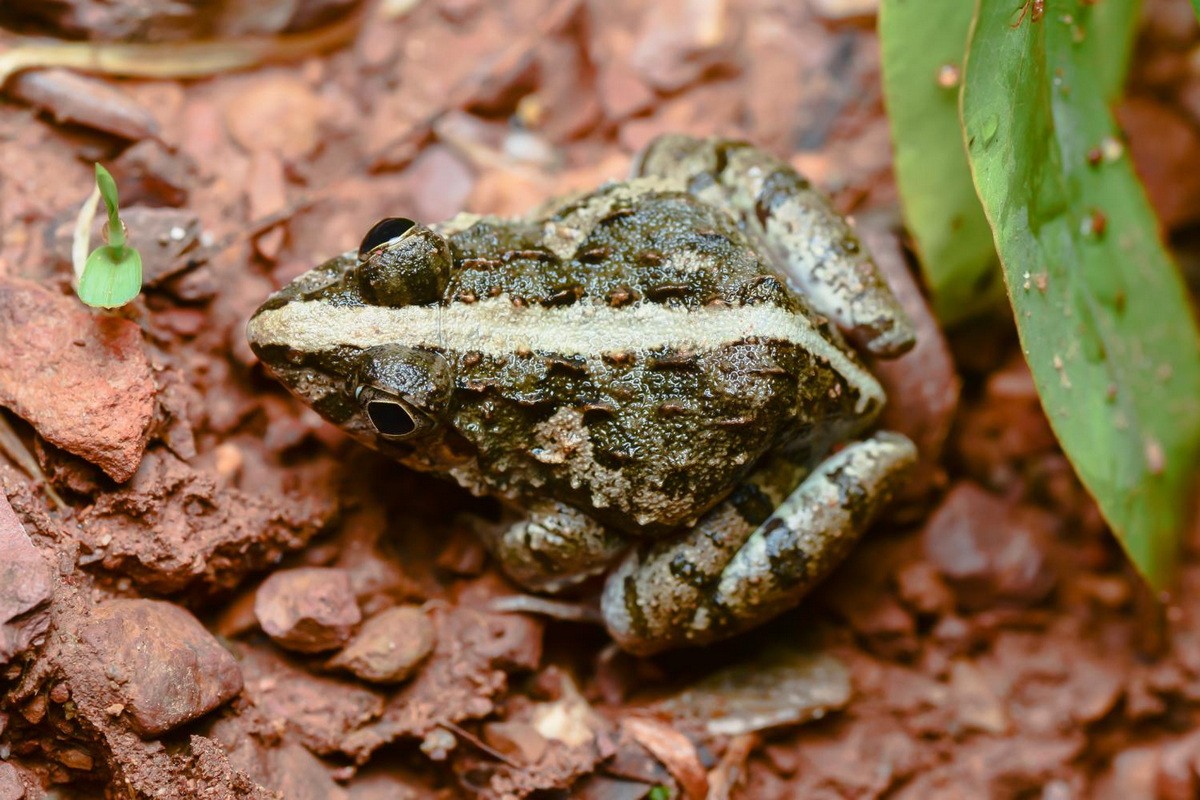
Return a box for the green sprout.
[76,163,142,308]
[647,786,671,800]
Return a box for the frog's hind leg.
[633,134,916,358]
[476,500,628,594]
[601,432,917,655]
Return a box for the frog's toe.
[601,432,917,655]
[476,501,627,594]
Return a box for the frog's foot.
[601,432,917,655]
[633,134,916,358]
[476,500,628,594]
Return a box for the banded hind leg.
[633,134,916,358]
[601,432,917,655]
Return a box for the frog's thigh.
[479,500,628,593]
[634,134,915,358]
[602,432,917,655]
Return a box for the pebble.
[483,720,550,764]
[0,278,155,483]
[267,743,349,800]
[895,561,954,616]
[404,145,476,224]
[327,605,434,684]
[255,567,362,653]
[75,599,242,736]
[223,74,324,161]
[0,762,24,800]
[631,0,736,92]
[0,493,52,666]
[922,483,1056,609]
[594,31,657,122]
[108,139,195,208]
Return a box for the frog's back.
[443,181,783,309]
[437,184,880,534]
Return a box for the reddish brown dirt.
[2,1,1200,798]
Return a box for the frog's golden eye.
[358,217,417,259]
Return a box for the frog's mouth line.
[247,295,883,415]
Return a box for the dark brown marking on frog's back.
[446,333,868,535]
[444,188,804,313]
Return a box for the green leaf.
[1193,0,1200,22]
[94,163,125,249]
[1076,0,1141,102]
[879,0,1002,325]
[647,787,671,800]
[961,0,1200,587]
[79,244,142,308]
[879,0,1139,324]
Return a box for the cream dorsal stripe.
[250,296,883,411]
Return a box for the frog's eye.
[366,397,418,438]
[358,217,417,258]
[356,385,433,440]
[356,222,451,307]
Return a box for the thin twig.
[0,413,66,511]
[487,594,604,625]
[439,720,523,768]
[0,9,364,87]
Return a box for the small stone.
[483,721,549,764]
[404,145,476,224]
[420,728,457,761]
[74,599,242,736]
[266,743,349,800]
[49,684,70,704]
[922,482,1056,609]
[0,493,52,665]
[108,139,195,207]
[950,660,1008,734]
[223,73,324,161]
[327,605,434,684]
[594,30,657,122]
[247,150,288,261]
[895,562,954,616]
[0,762,25,800]
[0,278,155,482]
[55,748,94,771]
[256,567,362,653]
[1096,746,1160,800]
[19,696,46,725]
[631,0,737,92]
[117,207,202,286]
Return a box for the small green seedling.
[647,786,671,800]
[76,164,142,308]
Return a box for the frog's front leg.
[476,500,628,593]
[634,134,916,358]
[601,432,917,655]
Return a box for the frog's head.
[247,218,467,464]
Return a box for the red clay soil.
[2,1,1200,798]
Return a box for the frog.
[246,134,919,655]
